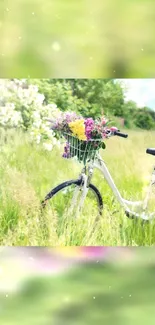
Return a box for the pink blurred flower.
[101,117,108,125]
[110,126,118,132]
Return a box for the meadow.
[1,128,155,246]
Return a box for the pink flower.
[101,117,108,125]
[110,126,118,132]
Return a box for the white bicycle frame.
[45,120,155,220]
[73,153,155,220]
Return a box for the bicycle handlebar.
[114,131,128,138]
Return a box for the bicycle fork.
[69,165,94,218]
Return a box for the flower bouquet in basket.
[50,112,111,164]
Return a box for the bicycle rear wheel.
[42,179,103,219]
[125,183,155,221]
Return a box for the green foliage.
[1,78,155,131]
[29,78,155,130]
[30,79,125,119]
[29,79,72,109]
[135,111,155,130]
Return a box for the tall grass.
[1,128,155,246]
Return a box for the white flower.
[29,85,38,93]
[52,137,57,145]
[57,140,61,147]
[33,120,42,128]
[36,93,45,103]
[43,143,53,151]
[33,111,41,119]
[36,135,41,144]
[48,103,57,110]
[0,79,65,153]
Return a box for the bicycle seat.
[146,148,155,156]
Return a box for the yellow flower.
[69,119,87,141]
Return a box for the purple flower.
[64,112,79,123]
[62,142,70,158]
[84,118,95,140]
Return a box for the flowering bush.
[0,79,61,151]
[0,102,22,128]
[50,112,112,163]
[0,79,118,155]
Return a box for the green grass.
[1,128,155,245]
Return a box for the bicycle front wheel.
[42,179,103,219]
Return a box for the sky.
[117,79,155,109]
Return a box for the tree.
[135,109,154,130]
[30,79,126,119]
[27,79,155,130]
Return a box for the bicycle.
[41,128,155,221]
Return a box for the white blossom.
[0,79,61,151]
[36,135,41,144]
[43,143,53,151]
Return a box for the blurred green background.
[0,0,155,77]
[1,247,155,324]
